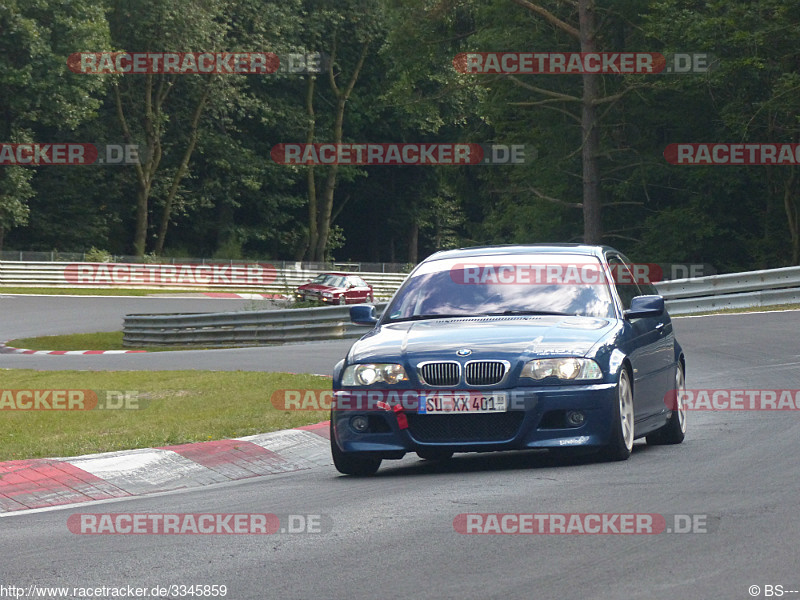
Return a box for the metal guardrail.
[0,260,408,297]
[123,304,389,347]
[655,265,800,315]
[121,265,800,347]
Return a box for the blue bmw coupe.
[330,244,686,475]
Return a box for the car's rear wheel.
[647,362,687,445]
[416,449,454,461]
[599,367,634,462]
[330,421,381,476]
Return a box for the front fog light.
[350,416,369,432]
[566,410,585,426]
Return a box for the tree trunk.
[312,38,369,261]
[115,76,164,257]
[407,221,419,264]
[133,186,149,257]
[783,168,799,265]
[305,76,318,261]
[314,130,342,260]
[579,0,602,244]
[154,82,211,255]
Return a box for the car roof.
[423,244,617,262]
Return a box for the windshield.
[384,254,616,321]
[312,274,345,287]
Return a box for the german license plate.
[418,392,508,414]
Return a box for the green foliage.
[0,0,110,245]
[4,0,800,269]
[84,246,113,262]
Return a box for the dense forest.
[2,0,799,272]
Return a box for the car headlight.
[342,363,409,386]
[322,292,333,298]
[521,358,602,381]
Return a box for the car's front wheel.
[646,362,687,445]
[338,295,347,305]
[599,367,634,462]
[330,421,381,476]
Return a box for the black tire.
[416,449,454,461]
[647,362,687,445]
[330,420,381,476]
[599,367,634,462]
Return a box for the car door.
[607,254,666,420]
[633,265,677,406]
[342,277,358,303]
[351,276,370,302]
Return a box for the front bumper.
[295,292,336,303]
[331,383,618,457]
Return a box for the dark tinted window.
[607,255,643,310]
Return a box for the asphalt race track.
[0,294,350,373]
[1,295,799,599]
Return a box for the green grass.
[4,331,241,352]
[0,369,331,461]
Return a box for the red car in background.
[295,273,374,305]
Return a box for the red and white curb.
[0,343,145,355]
[0,422,330,514]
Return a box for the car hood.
[348,315,618,363]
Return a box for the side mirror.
[350,304,378,326]
[624,295,665,319]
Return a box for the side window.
[607,255,643,311]
[620,254,660,296]
[638,280,660,296]
[352,277,367,287]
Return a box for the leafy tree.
[0,0,110,249]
